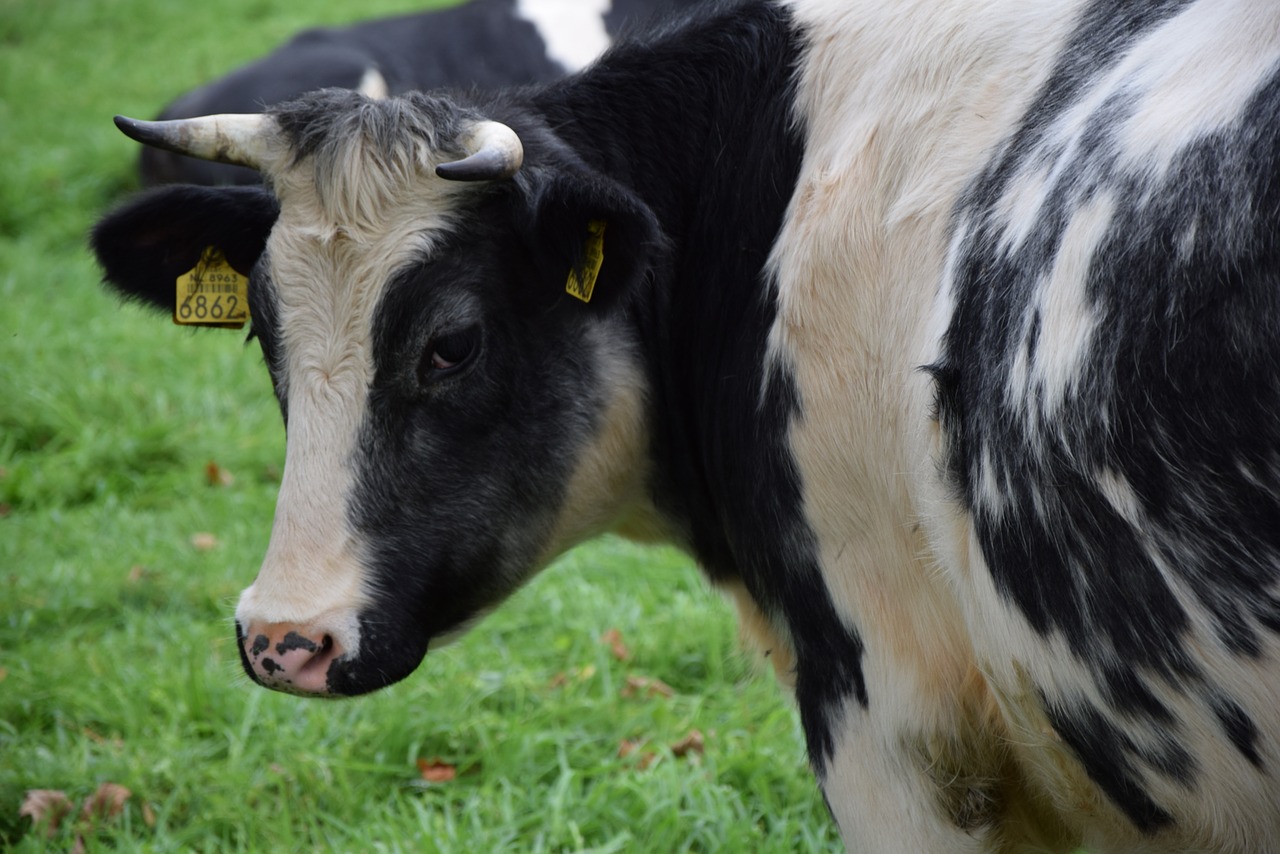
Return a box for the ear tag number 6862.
[175,246,250,329]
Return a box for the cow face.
[93,91,665,696]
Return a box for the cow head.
[92,89,667,696]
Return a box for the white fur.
[1027,190,1114,414]
[516,0,612,73]
[769,0,1280,850]
[234,124,471,650]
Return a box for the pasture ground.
[0,0,840,849]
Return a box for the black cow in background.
[140,0,698,186]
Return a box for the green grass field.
[0,0,841,850]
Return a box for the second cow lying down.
[139,0,698,186]
[93,0,1280,851]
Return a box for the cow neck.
[534,0,810,586]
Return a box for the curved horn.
[434,120,524,182]
[113,113,273,171]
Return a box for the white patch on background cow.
[236,115,471,644]
[1027,190,1115,414]
[516,0,612,73]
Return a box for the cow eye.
[421,327,479,380]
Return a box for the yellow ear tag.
[174,246,250,329]
[565,220,606,304]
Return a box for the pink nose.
[240,622,343,695]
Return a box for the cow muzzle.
[236,619,346,696]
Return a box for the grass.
[0,0,840,850]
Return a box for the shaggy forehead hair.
[266,89,481,226]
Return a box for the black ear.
[90,184,280,312]
[519,166,666,314]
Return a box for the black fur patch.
[1210,696,1264,770]
[1043,696,1176,833]
[91,185,278,312]
[934,0,1280,830]
[314,0,867,759]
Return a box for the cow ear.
[90,184,279,313]
[519,168,665,313]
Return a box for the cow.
[90,0,1280,850]
[138,0,700,186]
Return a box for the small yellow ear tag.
[175,246,250,329]
[565,220,606,304]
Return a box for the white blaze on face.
[516,0,612,73]
[234,144,469,652]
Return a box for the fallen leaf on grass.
[82,727,123,749]
[547,665,597,689]
[21,783,134,848]
[81,783,131,822]
[0,667,8,682]
[617,740,657,770]
[620,675,674,699]
[190,532,219,551]
[142,802,156,827]
[600,628,631,662]
[416,758,457,783]
[618,730,706,771]
[126,565,152,584]
[204,461,234,487]
[670,729,705,758]
[19,789,73,835]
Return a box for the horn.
[435,120,524,182]
[113,113,273,171]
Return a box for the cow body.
[139,0,698,186]
[93,0,1280,850]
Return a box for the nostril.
[298,633,341,679]
[238,622,347,695]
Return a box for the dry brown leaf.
[548,664,598,690]
[190,532,219,551]
[81,782,131,822]
[81,727,123,749]
[600,628,631,662]
[620,675,674,699]
[126,565,149,584]
[670,729,705,758]
[204,461,234,487]
[416,758,457,783]
[19,789,73,835]
[617,739,658,770]
[142,802,157,828]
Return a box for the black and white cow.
[92,0,1280,850]
[139,0,699,186]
